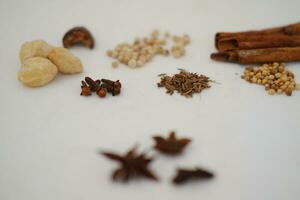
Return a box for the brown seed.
[285,89,293,96]
[63,27,94,49]
[268,89,276,95]
[242,63,297,96]
[106,50,113,57]
[112,61,118,68]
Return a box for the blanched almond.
[48,47,83,74]
[19,40,53,63]
[18,57,58,87]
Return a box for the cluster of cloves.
[81,77,121,98]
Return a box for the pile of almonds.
[81,77,121,98]
[241,62,299,96]
[106,30,190,68]
[18,40,83,87]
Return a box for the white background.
[0,0,300,199]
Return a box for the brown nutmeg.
[63,27,94,49]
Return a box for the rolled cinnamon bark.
[211,47,300,64]
[284,23,300,35]
[217,35,300,52]
[215,22,300,49]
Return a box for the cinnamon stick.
[215,22,300,50]
[211,47,300,64]
[217,35,300,52]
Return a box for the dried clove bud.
[101,79,121,88]
[85,77,100,92]
[100,83,114,93]
[95,79,101,85]
[112,86,121,96]
[101,79,122,96]
[80,81,92,96]
[114,80,122,89]
[97,87,107,98]
[101,79,115,86]
[80,77,122,98]
[63,27,94,49]
[173,168,214,185]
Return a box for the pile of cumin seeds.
[157,69,212,97]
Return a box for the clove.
[80,77,122,98]
[80,81,92,96]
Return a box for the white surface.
[0,0,300,199]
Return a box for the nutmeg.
[63,27,94,49]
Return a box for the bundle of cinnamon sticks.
[211,22,300,64]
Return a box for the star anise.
[101,147,158,182]
[173,167,214,184]
[153,131,191,155]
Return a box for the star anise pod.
[173,167,214,184]
[153,131,191,155]
[101,147,158,182]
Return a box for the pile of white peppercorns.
[241,62,299,96]
[106,30,190,69]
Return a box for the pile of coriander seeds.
[241,62,299,96]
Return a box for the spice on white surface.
[241,62,298,96]
[106,30,190,68]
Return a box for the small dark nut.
[63,27,94,49]
[97,88,107,98]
